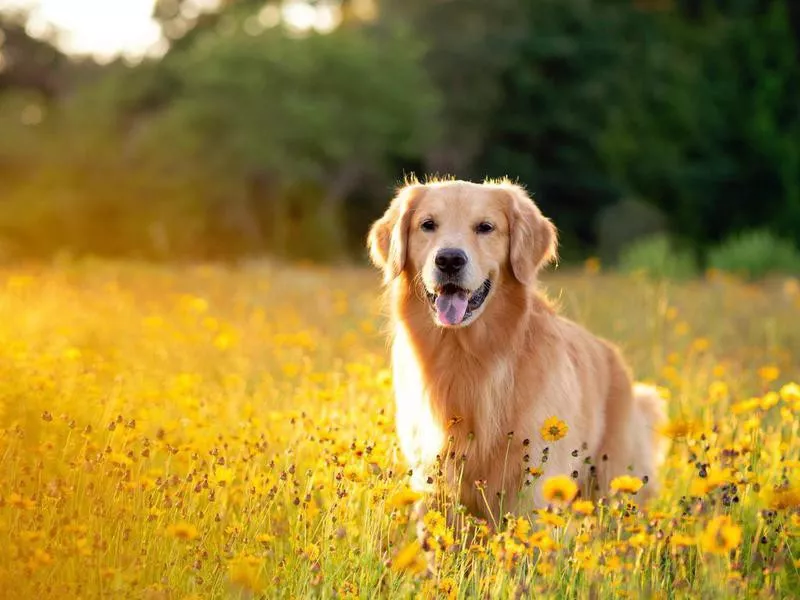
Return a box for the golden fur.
[367,178,665,524]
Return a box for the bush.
[618,234,698,281]
[595,198,668,264]
[707,230,800,280]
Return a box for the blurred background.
[0,0,799,274]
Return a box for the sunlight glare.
[0,0,163,61]
[0,0,344,59]
[282,0,341,34]
[282,0,316,33]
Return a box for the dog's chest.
[391,327,515,467]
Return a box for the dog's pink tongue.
[435,291,468,325]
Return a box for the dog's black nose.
[435,248,467,275]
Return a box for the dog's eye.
[475,222,495,235]
[420,219,437,232]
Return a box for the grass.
[1,259,799,599]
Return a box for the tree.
[672,0,800,249]
[0,11,66,98]
[376,0,527,175]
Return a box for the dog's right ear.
[367,185,423,284]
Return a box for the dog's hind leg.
[594,344,667,504]
[595,378,667,505]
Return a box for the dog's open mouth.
[426,279,492,326]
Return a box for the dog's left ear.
[505,184,558,286]
[367,184,423,283]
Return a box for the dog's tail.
[631,383,669,499]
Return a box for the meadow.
[1,260,799,599]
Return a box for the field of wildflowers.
[1,260,799,599]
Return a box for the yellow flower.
[701,516,742,555]
[708,380,729,402]
[391,541,427,574]
[584,257,601,275]
[537,510,567,528]
[675,321,690,336]
[758,365,780,382]
[166,522,199,541]
[423,510,447,537]
[7,493,35,511]
[510,516,531,539]
[743,416,760,432]
[468,544,487,558]
[731,398,761,415]
[214,466,235,486]
[760,391,780,410]
[654,385,671,401]
[281,362,301,378]
[576,531,592,544]
[670,534,696,549]
[214,331,236,350]
[338,581,359,599]
[256,534,274,546]
[530,530,558,552]
[32,548,54,567]
[536,561,555,575]
[540,417,569,442]
[694,467,734,495]
[303,543,321,562]
[659,418,702,439]
[228,554,264,593]
[601,553,623,574]
[762,485,800,510]
[610,475,644,495]
[527,466,543,478]
[690,478,711,497]
[19,530,44,543]
[386,488,423,509]
[780,382,800,403]
[790,514,800,530]
[572,500,594,516]
[438,577,458,600]
[692,338,710,352]
[342,464,364,482]
[63,347,82,361]
[575,549,598,571]
[542,475,578,504]
[446,415,464,428]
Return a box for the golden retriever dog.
[367,178,665,526]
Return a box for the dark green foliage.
[663,0,800,249]
[476,0,695,256]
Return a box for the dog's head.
[367,179,557,328]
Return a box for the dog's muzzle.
[426,279,492,326]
